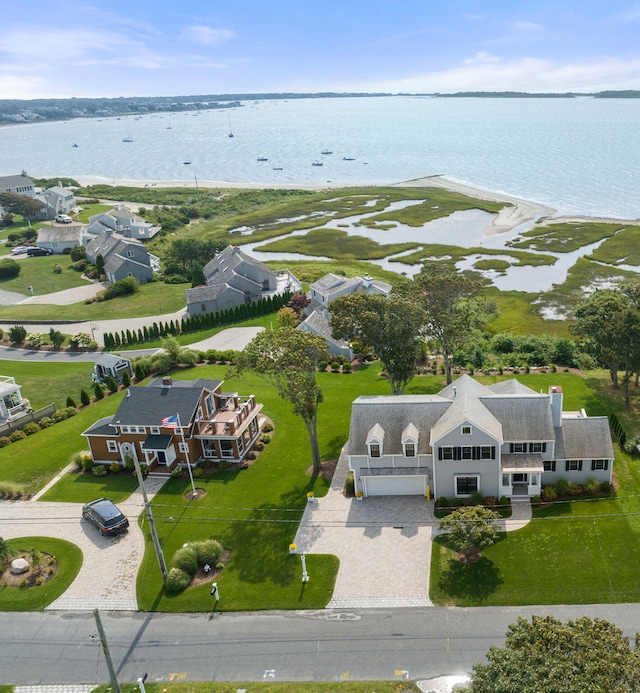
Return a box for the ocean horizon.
[1,95,639,219]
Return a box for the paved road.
[2,604,640,685]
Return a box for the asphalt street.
[2,604,640,685]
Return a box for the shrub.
[600,480,612,493]
[70,245,86,262]
[469,490,484,506]
[38,416,53,428]
[498,496,509,507]
[122,372,131,388]
[436,496,449,508]
[66,396,77,408]
[568,482,583,496]
[171,467,184,478]
[72,259,87,272]
[262,422,274,433]
[80,389,90,406]
[124,455,135,471]
[0,258,20,279]
[532,494,541,506]
[193,539,222,566]
[261,434,271,444]
[69,332,97,349]
[165,567,192,595]
[192,467,204,478]
[344,471,355,496]
[555,478,570,497]
[103,276,139,300]
[8,325,27,343]
[109,461,121,473]
[483,496,497,507]
[9,429,26,442]
[254,442,264,452]
[330,361,341,372]
[106,376,119,393]
[0,436,11,448]
[72,450,92,470]
[22,422,40,435]
[82,456,95,472]
[342,362,352,373]
[317,360,328,371]
[53,264,62,274]
[92,465,107,476]
[26,332,44,347]
[200,459,213,470]
[94,383,104,400]
[0,481,24,499]
[246,451,256,460]
[218,461,230,471]
[542,485,557,501]
[173,546,199,576]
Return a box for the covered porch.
[500,455,543,498]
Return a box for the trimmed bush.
[165,567,192,595]
[80,389,90,406]
[94,383,104,400]
[532,494,541,506]
[330,361,341,372]
[92,465,107,476]
[261,434,271,444]
[66,396,77,408]
[436,496,449,508]
[194,539,222,566]
[0,258,20,279]
[344,470,355,496]
[342,362,352,373]
[498,495,509,506]
[109,462,121,473]
[82,456,95,472]
[601,480,612,493]
[192,467,204,478]
[9,430,26,442]
[469,490,484,506]
[542,485,557,501]
[8,325,27,343]
[254,442,264,452]
[21,422,40,435]
[0,436,11,448]
[262,422,274,433]
[317,360,328,372]
[124,455,135,471]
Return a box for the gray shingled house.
[85,230,154,284]
[347,375,614,498]
[36,225,82,253]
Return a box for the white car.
[10,245,31,255]
[55,214,73,223]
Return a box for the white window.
[404,442,416,457]
[461,426,472,435]
[567,460,581,471]
[179,443,188,453]
[455,476,479,496]
[531,474,538,485]
[502,474,509,486]
[151,426,159,435]
[221,440,234,458]
[126,250,134,258]
[136,426,146,434]
[441,447,454,460]
[107,440,118,452]
[369,443,381,458]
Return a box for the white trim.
[454,474,479,497]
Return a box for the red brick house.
[82,377,263,475]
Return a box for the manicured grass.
[92,683,419,693]
[0,281,186,321]
[0,255,88,296]
[137,363,394,612]
[0,359,93,410]
[507,221,624,253]
[257,228,419,260]
[0,393,124,495]
[40,469,139,504]
[0,537,82,611]
[76,203,112,223]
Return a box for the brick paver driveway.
[294,449,436,608]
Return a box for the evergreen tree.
[80,389,90,406]
[66,396,77,408]
[122,371,131,388]
[106,376,118,393]
[94,383,105,400]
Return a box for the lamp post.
[300,553,309,582]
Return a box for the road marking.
[394,669,410,679]
[340,671,350,679]
[263,670,276,679]
[168,673,187,681]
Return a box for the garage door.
[364,475,426,497]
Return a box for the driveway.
[294,449,436,608]
[0,474,167,611]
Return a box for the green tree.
[8,325,27,343]
[0,192,45,220]
[330,292,425,395]
[465,615,640,693]
[94,383,104,400]
[276,306,297,329]
[80,389,90,407]
[438,505,500,561]
[122,371,131,388]
[232,328,326,474]
[0,258,21,280]
[95,253,105,276]
[49,328,65,348]
[166,238,225,273]
[66,396,77,408]
[69,245,86,262]
[405,263,494,384]
[0,536,13,565]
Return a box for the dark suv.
[26,247,53,257]
[82,498,129,536]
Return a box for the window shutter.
[491,446,496,459]
[528,443,533,453]
[438,448,442,461]
[510,443,514,453]
[565,461,570,471]
[578,460,583,471]
[552,461,556,471]
[453,447,459,460]
[591,460,596,471]
[542,443,547,452]
[605,460,609,470]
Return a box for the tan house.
[82,377,263,475]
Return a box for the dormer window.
[404,442,416,457]
[366,423,385,459]
[369,443,381,458]
[402,422,419,458]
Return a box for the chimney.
[362,273,373,288]
[549,385,563,427]
[162,376,172,388]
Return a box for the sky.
[1,0,640,99]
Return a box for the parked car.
[55,214,73,223]
[26,247,53,256]
[10,245,32,255]
[82,498,129,536]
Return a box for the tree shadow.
[437,539,503,604]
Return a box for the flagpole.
[177,412,196,496]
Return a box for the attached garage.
[362,473,427,497]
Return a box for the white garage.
[362,474,427,497]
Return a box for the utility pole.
[133,455,168,580]
[93,609,121,693]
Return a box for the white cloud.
[334,55,640,93]
[513,20,542,32]
[0,73,45,99]
[179,25,235,45]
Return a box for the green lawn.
[0,393,124,495]
[0,360,93,411]
[0,255,89,296]
[0,537,82,611]
[40,470,139,503]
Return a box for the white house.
[347,375,614,499]
[0,375,31,424]
[83,204,160,242]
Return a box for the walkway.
[0,475,167,611]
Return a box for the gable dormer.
[366,423,385,458]
[402,422,419,457]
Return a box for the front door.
[157,451,166,465]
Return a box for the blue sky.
[1,0,640,98]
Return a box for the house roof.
[82,415,117,437]
[554,417,614,460]
[185,283,245,303]
[203,245,274,283]
[95,353,131,368]
[0,174,34,190]
[142,434,173,450]
[296,310,350,348]
[310,273,392,298]
[37,226,82,243]
[110,379,221,427]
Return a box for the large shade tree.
[403,263,494,384]
[329,292,425,395]
[231,328,327,474]
[0,192,44,220]
[465,615,640,693]
[571,282,640,408]
[438,505,500,562]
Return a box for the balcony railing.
[196,396,258,437]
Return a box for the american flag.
[161,414,179,429]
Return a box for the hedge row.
[102,292,292,348]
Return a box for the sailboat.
[122,126,133,142]
[228,113,234,138]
